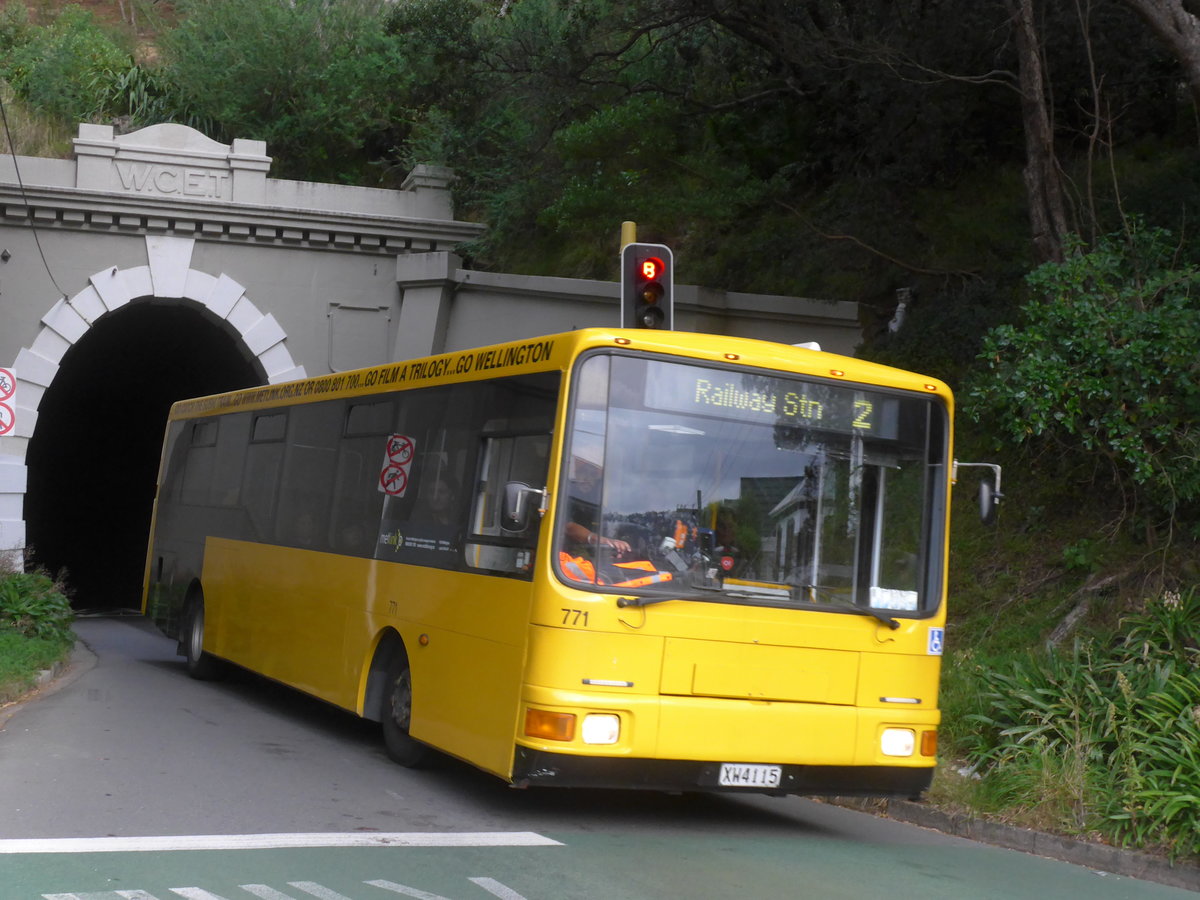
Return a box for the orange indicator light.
[524,708,576,742]
[921,730,938,757]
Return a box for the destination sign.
[643,361,903,439]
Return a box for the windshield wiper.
[617,585,902,628]
[615,584,726,608]
[616,594,676,608]
[799,584,900,630]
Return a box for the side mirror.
[502,482,545,533]
[979,476,999,526]
[953,461,1003,526]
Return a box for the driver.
[562,457,631,556]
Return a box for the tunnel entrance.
[24,302,262,610]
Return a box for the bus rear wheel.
[182,594,223,680]
[382,657,429,767]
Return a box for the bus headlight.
[581,714,620,745]
[881,728,916,757]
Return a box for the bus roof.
[167,328,951,420]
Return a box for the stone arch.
[0,234,305,569]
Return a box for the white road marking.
[44,879,532,900]
[363,881,451,900]
[284,885,357,900]
[239,886,355,900]
[468,878,528,900]
[6,832,562,854]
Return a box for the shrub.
[159,0,403,181]
[0,2,32,57]
[965,588,1200,859]
[0,568,74,645]
[967,223,1200,532]
[1,5,133,123]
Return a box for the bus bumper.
[510,747,933,798]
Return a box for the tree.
[1007,0,1070,263]
[968,223,1200,535]
[1121,0,1200,107]
[0,5,132,124]
[159,0,403,182]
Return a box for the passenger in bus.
[423,476,458,526]
[293,509,321,548]
[415,475,462,551]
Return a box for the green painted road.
[4,829,1195,899]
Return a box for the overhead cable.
[0,88,69,301]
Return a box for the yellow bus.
[143,327,955,797]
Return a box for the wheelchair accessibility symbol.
[927,627,945,656]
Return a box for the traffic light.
[620,242,674,330]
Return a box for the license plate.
[718,763,782,788]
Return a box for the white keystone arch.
[0,234,306,563]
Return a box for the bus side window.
[180,419,219,506]
[211,413,250,508]
[157,421,190,508]
[331,400,393,557]
[276,401,343,551]
[467,433,550,576]
[243,412,287,543]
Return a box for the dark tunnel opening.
[24,302,262,610]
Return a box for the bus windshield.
[555,352,948,614]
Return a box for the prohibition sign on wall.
[379,433,416,496]
[0,368,15,435]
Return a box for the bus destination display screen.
[642,361,902,440]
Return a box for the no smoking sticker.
[379,433,416,496]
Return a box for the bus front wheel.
[182,594,223,680]
[382,657,429,767]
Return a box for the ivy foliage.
[967,223,1200,527]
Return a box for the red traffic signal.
[621,243,674,330]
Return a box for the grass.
[0,627,72,705]
[0,80,74,158]
[0,559,75,707]
[925,426,1200,862]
